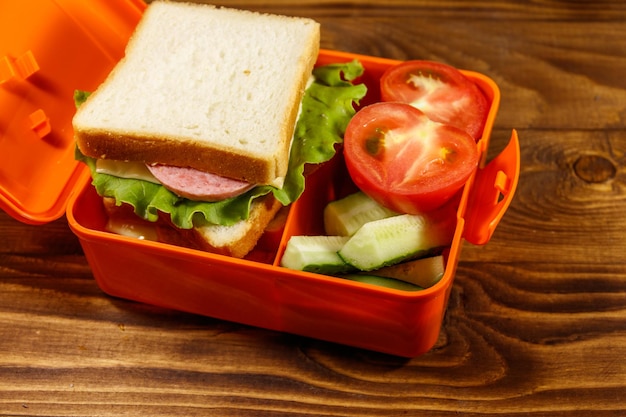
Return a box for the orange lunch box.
[1,0,519,357]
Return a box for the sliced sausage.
[146,164,255,201]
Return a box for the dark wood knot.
[573,154,616,183]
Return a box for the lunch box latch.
[463,130,520,245]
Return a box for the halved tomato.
[343,102,479,214]
[380,60,489,140]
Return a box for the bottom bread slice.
[190,196,283,258]
[102,195,283,259]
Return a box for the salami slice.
[146,164,255,201]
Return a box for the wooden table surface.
[2,0,625,415]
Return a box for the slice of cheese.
[96,159,160,184]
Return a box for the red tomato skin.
[380,60,489,140]
[343,102,479,214]
[347,163,468,214]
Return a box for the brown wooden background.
[1,0,625,415]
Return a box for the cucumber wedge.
[338,214,454,271]
[341,274,423,292]
[324,191,398,236]
[373,255,445,288]
[281,235,353,275]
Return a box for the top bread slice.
[73,1,320,186]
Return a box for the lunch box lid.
[0,0,145,225]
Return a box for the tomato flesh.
[380,60,489,140]
[343,102,479,214]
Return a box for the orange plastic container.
[1,0,519,357]
[0,0,146,224]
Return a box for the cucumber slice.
[324,191,398,236]
[338,214,454,271]
[281,235,353,275]
[341,274,423,292]
[373,255,445,288]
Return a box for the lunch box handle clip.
[463,130,520,245]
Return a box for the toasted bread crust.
[191,195,283,258]
[75,131,274,185]
[103,194,283,259]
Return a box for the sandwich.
[72,1,367,258]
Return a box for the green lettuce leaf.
[75,60,367,229]
[273,61,367,204]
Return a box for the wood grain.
[1,0,626,415]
